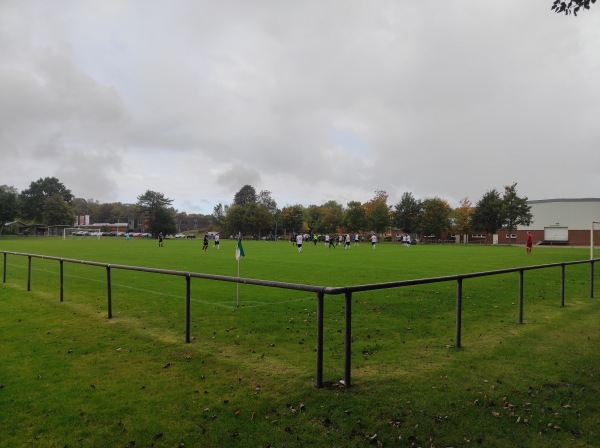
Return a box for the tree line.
[0,177,210,237]
[0,177,532,240]
[213,183,532,241]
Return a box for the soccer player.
[526,231,533,254]
[214,233,220,249]
[296,233,303,252]
[371,233,378,249]
[202,234,209,252]
[158,232,164,247]
[328,234,336,249]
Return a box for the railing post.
[560,264,565,307]
[27,255,32,291]
[518,269,524,324]
[315,291,324,388]
[60,260,64,302]
[455,277,462,349]
[344,290,352,388]
[3,252,7,283]
[185,274,191,343]
[106,265,112,319]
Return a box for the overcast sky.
[1,1,599,214]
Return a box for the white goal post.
[63,227,102,240]
[592,221,600,260]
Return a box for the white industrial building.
[441,198,600,246]
[505,198,600,246]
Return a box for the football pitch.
[1,237,599,447]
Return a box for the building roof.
[528,198,600,205]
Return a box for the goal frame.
[592,221,600,260]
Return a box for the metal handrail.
[2,250,597,388]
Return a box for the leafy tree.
[257,190,279,236]
[71,198,94,222]
[305,204,324,234]
[552,0,596,15]
[42,194,75,226]
[320,201,344,234]
[471,189,504,238]
[271,208,282,238]
[419,197,452,238]
[223,187,277,237]
[111,202,134,226]
[151,207,177,236]
[233,185,257,205]
[225,204,249,236]
[247,202,273,237]
[257,190,277,215]
[0,185,19,234]
[137,190,173,211]
[212,203,227,228]
[502,183,533,242]
[19,177,73,222]
[71,198,88,216]
[226,185,278,237]
[393,192,422,234]
[97,203,115,223]
[454,197,474,237]
[369,201,391,235]
[136,190,175,236]
[365,191,390,235]
[344,201,367,233]
[280,205,305,234]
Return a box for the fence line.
[2,250,597,388]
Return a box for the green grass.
[1,236,599,447]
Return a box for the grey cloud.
[2,1,599,214]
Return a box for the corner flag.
[236,237,245,261]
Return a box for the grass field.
[1,236,599,447]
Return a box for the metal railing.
[2,250,597,388]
